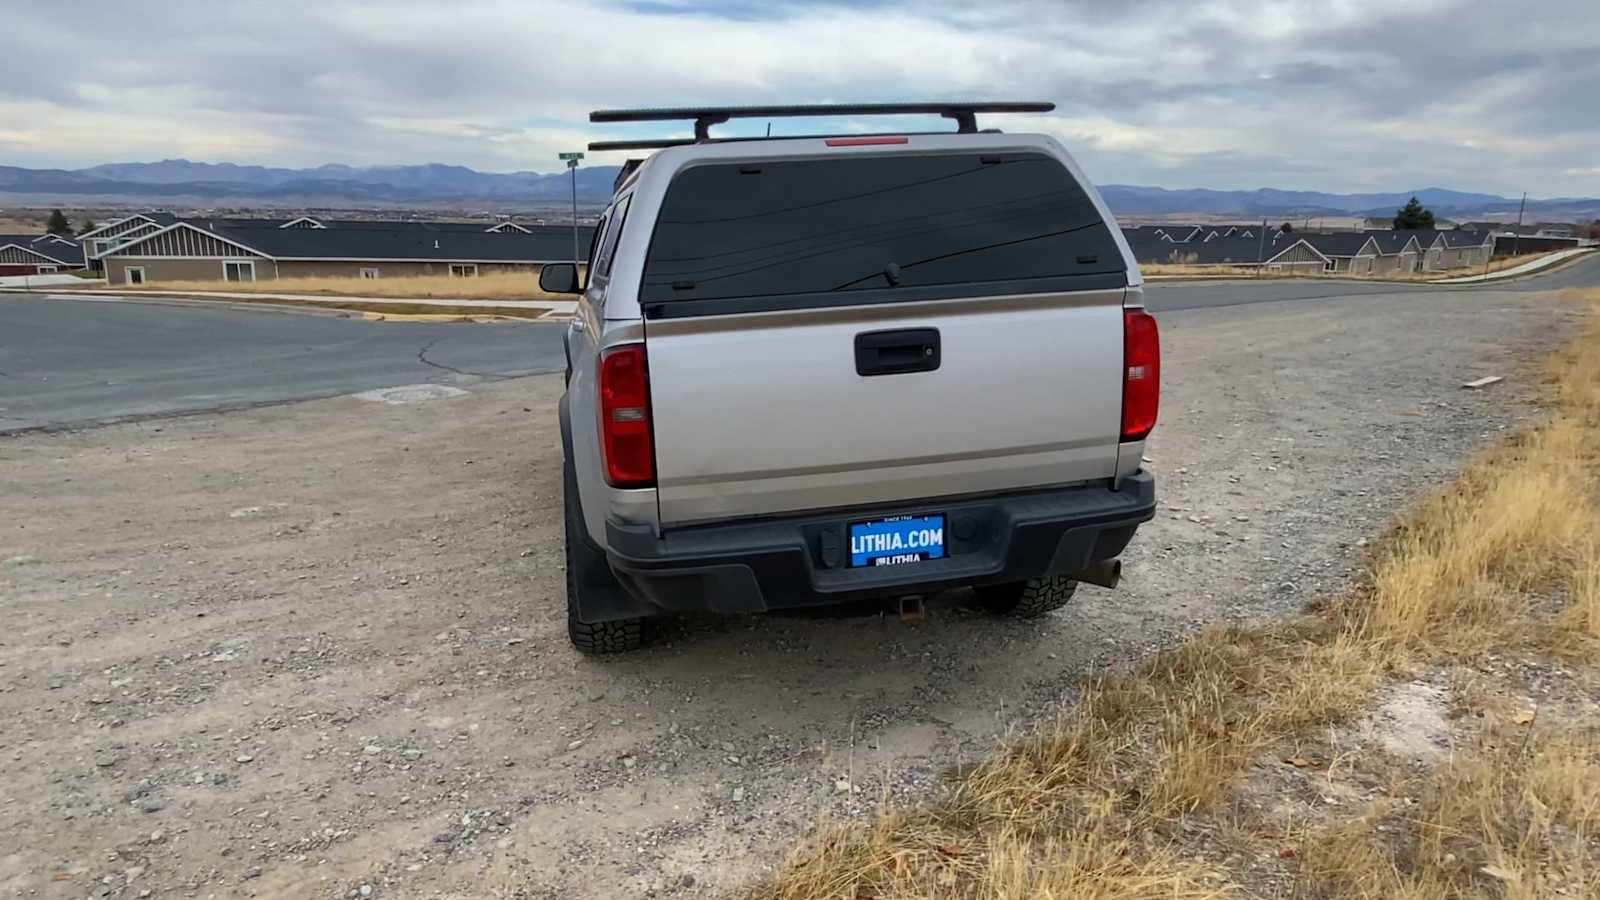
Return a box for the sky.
[2,0,1597,197]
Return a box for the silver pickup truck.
[541,103,1159,653]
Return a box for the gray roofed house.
[77,212,181,270]
[1399,230,1447,270]
[1434,230,1494,269]
[1178,235,1272,265]
[1123,233,1194,265]
[1260,238,1333,273]
[1297,232,1381,273]
[1124,234,1275,268]
[1153,225,1204,242]
[97,218,587,286]
[0,233,85,273]
[1368,232,1422,274]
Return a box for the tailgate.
[647,291,1125,525]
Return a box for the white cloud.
[0,0,1595,196]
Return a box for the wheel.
[564,462,646,654]
[974,575,1079,618]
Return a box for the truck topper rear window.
[639,151,1125,315]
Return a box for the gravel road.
[0,285,1581,899]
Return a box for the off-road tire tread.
[976,575,1079,618]
[564,462,647,655]
[567,614,645,655]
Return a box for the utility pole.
[559,151,585,265]
[1512,191,1527,259]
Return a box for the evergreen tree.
[1393,197,1435,230]
[45,209,72,235]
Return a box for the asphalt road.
[1,252,1595,432]
[0,298,566,432]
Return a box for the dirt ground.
[0,287,1578,899]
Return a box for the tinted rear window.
[640,151,1124,310]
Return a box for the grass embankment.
[746,290,1600,900]
[121,271,573,303]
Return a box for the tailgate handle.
[855,328,941,376]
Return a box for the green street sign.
[558,152,585,161]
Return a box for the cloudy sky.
[3,0,1597,196]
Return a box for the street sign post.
[560,152,586,265]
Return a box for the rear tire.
[564,461,646,655]
[975,576,1078,618]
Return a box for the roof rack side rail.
[588,101,1054,145]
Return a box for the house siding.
[104,257,266,284]
[1263,243,1326,273]
[1373,251,1418,275]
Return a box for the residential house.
[76,213,179,269]
[1435,230,1495,269]
[1175,235,1271,266]
[1369,232,1422,274]
[0,233,86,275]
[1398,230,1446,270]
[1122,232,1189,265]
[1260,238,1333,274]
[97,220,580,285]
[1153,224,1204,242]
[1299,233,1382,274]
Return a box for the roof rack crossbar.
[588,129,987,152]
[588,101,1054,144]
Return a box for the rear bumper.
[585,472,1155,621]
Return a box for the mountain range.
[2,159,1596,220]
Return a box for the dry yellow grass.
[1140,264,1296,278]
[1345,418,1595,648]
[123,271,574,302]
[1300,725,1600,898]
[743,292,1600,900]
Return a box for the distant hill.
[0,160,624,207]
[1,159,1595,219]
[1096,185,1544,217]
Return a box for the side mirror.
[539,262,581,294]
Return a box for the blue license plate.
[849,514,946,568]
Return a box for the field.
[118,271,573,302]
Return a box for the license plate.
[848,514,946,568]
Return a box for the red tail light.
[598,343,655,487]
[1121,309,1160,442]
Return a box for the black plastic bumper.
[593,473,1155,619]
